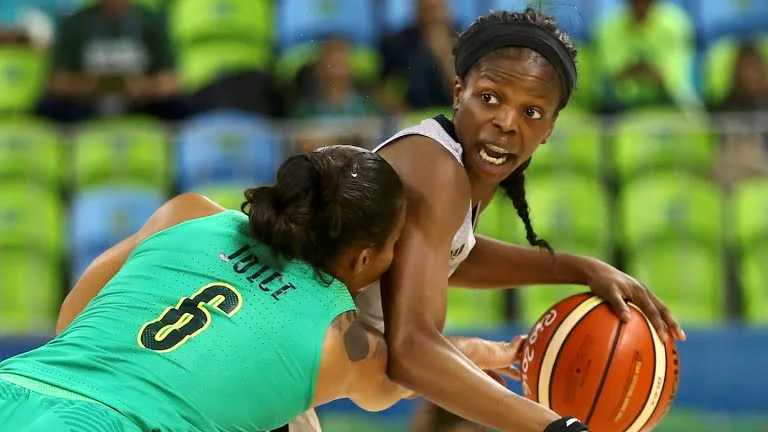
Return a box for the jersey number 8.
[137,282,243,353]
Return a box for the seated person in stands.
[37,0,188,122]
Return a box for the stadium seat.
[612,110,716,181]
[508,174,613,324]
[688,0,768,45]
[732,178,768,252]
[277,0,376,51]
[527,110,603,178]
[0,117,63,187]
[195,183,248,211]
[385,0,479,33]
[0,251,61,334]
[176,111,283,192]
[490,0,597,41]
[0,182,64,258]
[177,41,274,92]
[169,0,274,90]
[516,173,612,251]
[69,187,165,281]
[619,174,724,324]
[703,35,768,105]
[169,0,273,49]
[72,117,170,191]
[741,245,768,324]
[618,173,723,249]
[0,46,46,113]
[626,241,726,324]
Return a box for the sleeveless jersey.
[0,210,356,432]
[355,115,479,332]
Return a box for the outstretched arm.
[448,235,593,289]
[448,235,685,342]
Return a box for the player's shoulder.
[379,134,469,196]
[378,135,470,233]
[136,193,227,241]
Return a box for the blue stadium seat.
[277,0,376,51]
[69,187,164,281]
[176,111,283,192]
[490,0,596,41]
[688,0,768,45]
[385,0,479,33]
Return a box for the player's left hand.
[582,258,686,343]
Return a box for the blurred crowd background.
[0,0,766,430]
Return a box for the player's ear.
[352,248,371,275]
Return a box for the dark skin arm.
[378,137,559,432]
[449,235,686,342]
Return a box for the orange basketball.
[520,293,679,432]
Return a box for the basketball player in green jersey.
[0,146,526,431]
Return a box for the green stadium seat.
[0,182,64,258]
[0,46,46,113]
[169,0,274,91]
[170,0,272,47]
[732,178,768,251]
[177,41,273,92]
[509,174,612,324]
[613,110,716,181]
[195,183,248,211]
[72,117,170,191]
[527,110,603,178]
[568,43,598,109]
[741,245,768,324]
[0,251,61,335]
[0,117,63,187]
[703,35,768,105]
[626,241,725,324]
[519,174,612,251]
[619,174,725,324]
[618,173,723,250]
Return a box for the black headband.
[454,21,578,110]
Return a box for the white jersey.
[355,116,480,332]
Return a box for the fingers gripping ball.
[520,293,680,432]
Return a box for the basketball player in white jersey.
[283,8,686,432]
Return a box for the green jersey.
[0,210,356,431]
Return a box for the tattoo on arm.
[333,311,388,363]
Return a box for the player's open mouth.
[479,144,514,166]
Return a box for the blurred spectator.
[291,36,381,119]
[378,0,456,112]
[714,41,768,187]
[290,36,380,152]
[594,0,699,111]
[36,0,189,123]
[719,42,768,112]
[411,402,490,432]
